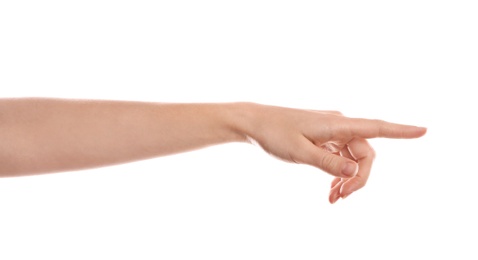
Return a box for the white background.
[1,1,477,259]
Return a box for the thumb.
[299,141,358,178]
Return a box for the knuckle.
[372,119,385,136]
[369,147,376,160]
[352,177,367,190]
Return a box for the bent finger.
[329,146,356,203]
[339,138,375,198]
[296,137,358,178]
[331,177,341,188]
[329,178,346,204]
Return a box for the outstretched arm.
[0,98,246,176]
[0,98,426,202]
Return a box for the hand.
[238,103,426,203]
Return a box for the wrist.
[222,102,260,143]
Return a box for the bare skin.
[0,98,426,203]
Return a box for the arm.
[0,98,246,176]
[0,98,426,202]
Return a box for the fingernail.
[341,193,349,199]
[416,126,427,132]
[341,162,358,177]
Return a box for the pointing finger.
[346,118,427,139]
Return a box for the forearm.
[0,98,248,176]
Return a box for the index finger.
[346,118,427,139]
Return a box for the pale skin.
[0,98,426,203]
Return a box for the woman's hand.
[0,99,425,204]
[234,103,426,203]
